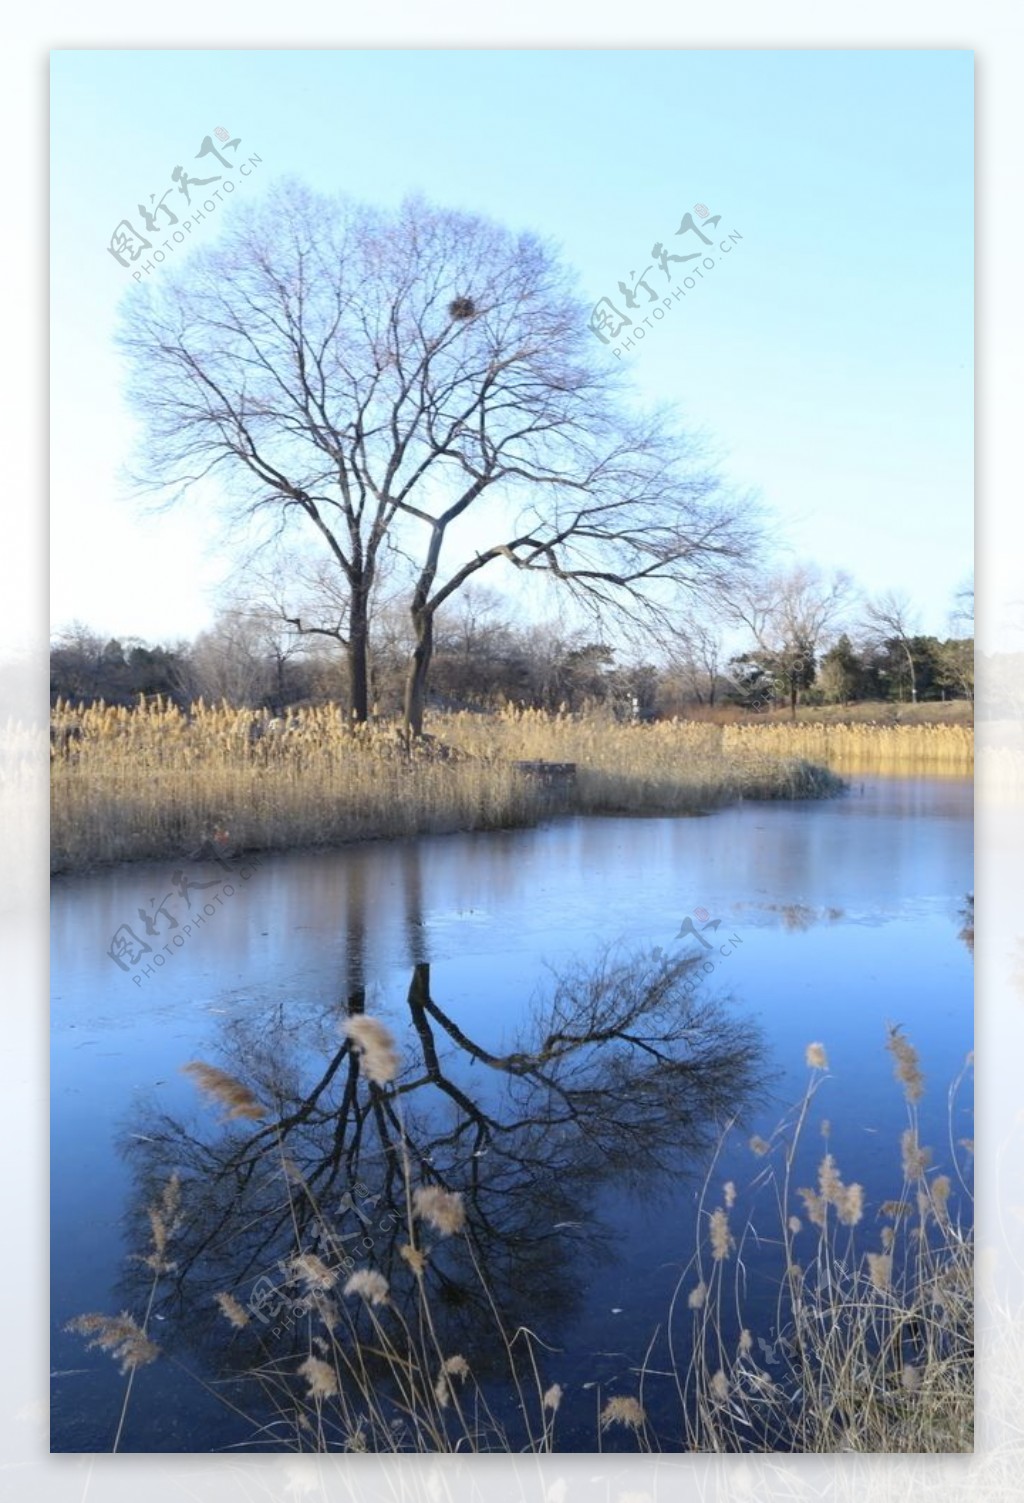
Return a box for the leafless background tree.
[723,564,855,718]
[861,589,922,704]
[668,607,726,709]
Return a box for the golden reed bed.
[721,720,974,776]
[48,700,970,873]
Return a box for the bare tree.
[942,575,975,702]
[673,607,724,707]
[189,607,303,708]
[429,586,525,708]
[950,574,974,635]
[230,543,409,716]
[862,589,921,704]
[50,622,108,702]
[120,181,761,736]
[725,564,854,719]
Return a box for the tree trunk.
[403,611,435,739]
[347,590,371,723]
[903,641,917,703]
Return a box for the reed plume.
[709,1207,734,1261]
[413,1184,466,1237]
[160,1173,182,1225]
[298,1355,339,1399]
[291,1253,338,1292]
[838,1182,865,1227]
[214,1291,250,1329]
[400,1242,428,1277]
[797,1187,827,1228]
[818,1153,844,1204]
[182,1060,265,1121]
[901,1128,932,1180]
[343,1269,390,1307]
[343,1015,399,1085]
[931,1174,952,1225]
[67,1312,159,1373]
[434,1355,470,1408]
[886,1024,925,1103]
[600,1395,646,1431]
[867,1252,893,1292]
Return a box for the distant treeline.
[50,610,974,719]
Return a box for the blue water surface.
[51,776,973,1452]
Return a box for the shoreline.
[51,761,845,878]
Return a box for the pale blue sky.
[50,48,973,642]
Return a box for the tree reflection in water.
[109,842,768,1449]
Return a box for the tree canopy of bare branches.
[120,180,761,734]
[861,589,922,703]
[724,564,854,717]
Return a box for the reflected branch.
[112,942,769,1435]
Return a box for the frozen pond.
[51,776,973,1451]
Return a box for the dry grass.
[68,1019,972,1453]
[689,700,973,729]
[50,699,540,873]
[720,720,973,777]
[50,697,970,876]
[443,706,842,812]
[49,699,843,873]
[677,1034,974,1452]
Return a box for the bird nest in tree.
[448,296,476,321]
